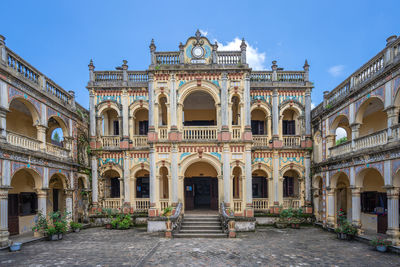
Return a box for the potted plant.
[276,208,291,228]
[110,214,132,230]
[45,225,59,241]
[104,208,113,229]
[370,237,392,252]
[70,221,83,233]
[334,209,357,240]
[289,209,304,229]
[163,206,174,231]
[9,241,22,252]
[49,211,69,240]
[32,211,48,237]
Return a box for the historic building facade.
[87,31,313,218]
[0,35,90,246]
[311,35,400,244]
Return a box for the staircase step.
[179,229,223,233]
[184,218,220,222]
[174,233,227,238]
[181,225,222,230]
[182,222,221,226]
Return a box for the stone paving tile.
[0,226,399,266]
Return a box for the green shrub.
[70,221,82,230]
[110,214,132,229]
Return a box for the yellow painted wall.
[6,107,37,138]
[185,162,218,177]
[184,109,216,122]
[134,109,148,135]
[359,110,387,137]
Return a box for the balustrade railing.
[133,198,150,212]
[233,200,242,212]
[101,135,120,148]
[46,143,70,158]
[132,135,148,147]
[94,71,123,82]
[232,126,241,140]
[283,198,301,209]
[160,199,170,211]
[128,71,148,82]
[158,126,168,140]
[45,79,71,104]
[277,72,304,82]
[252,198,269,211]
[329,140,352,157]
[217,51,241,65]
[103,198,122,209]
[253,135,269,146]
[354,129,387,151]
[353,54,384,87]
[7,131,40,151]
[7,49,40,84]
[155,52,180,65]
[391,124,400,140]
[183,126,217,140]
[326,79,350,106]
[250,71,272,82]
[283,136,301,147]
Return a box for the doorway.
[184,177,218,210]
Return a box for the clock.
[192,46,204,58]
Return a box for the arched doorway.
[281,107,300,136]
[313,176,323,222]
[159,166,169,201]
[357,168,387,234]
[356,97,387,138]
[184,162,218,210]
[183,91,216,126]
[48,174,67,213]
[8,168,42,235]
[252,169,268,211]
[331,172,351,224]
[283,170,301,208]
[103,170,121,199]
[100,107,120,136]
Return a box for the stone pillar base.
[387,228,400,245]
[148,208,159,217]
[0,230,9,248]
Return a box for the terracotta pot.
[165,220,172,230]
[105,223,112,229]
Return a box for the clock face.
[192,46,204,58]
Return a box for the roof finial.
[149,39,156,52]
[303,59,309,71]
[240,38,247,50]
[88,59,95,70]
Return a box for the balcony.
[232,126,242,140]
[354,129,387,150]
[233,200,243,213]
[282,198,301,209]
[103,198,122,209]
[132,198,150,212]
[7,131,40,151]
[182,126,217,141]
[46,143,70,158]
[132,135,148,147]
[252,198,269,211]
[101,136,120,148]
[160,199,170,211]
[158,126,168,141]
[252,135,269,146]
[283,136,301,147]
[329,140,352,157]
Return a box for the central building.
[87,31,313,217]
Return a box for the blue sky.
[2,0,399,109]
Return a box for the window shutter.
[288,177,294,196]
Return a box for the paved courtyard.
[1,226,399,266]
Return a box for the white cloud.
[311,102,316,109]
[335,127,347,140]
[328,65,345,77]
[216,37,266,70]
[199,29,208,36]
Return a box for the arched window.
[231,96,240,125]
[183,91,216,126]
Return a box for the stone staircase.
[174,214,227,238]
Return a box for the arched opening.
[183,91,216,126]
[331,115,352,145]
[357,168,387,234]
[356,98,387,138]
[184,161,218,210]
[282,108,299,136]
[231,96,240,125]
[103,170,121,198]
[313,176,323,222]
[133,108,149,136]
[252,170,268,198]
[101,108,120,136]
[48,174,66,213]
[76,177,88,223]
[159,96,168,126]
[159,167,169,199]
[46,117,68,148]
[8,168,41,235]
[251,109,267,135]
[6,98,39,139]
[313,131,322,163]
[283,170,301,208]
[135,170,150,198]
[332,172,352,223]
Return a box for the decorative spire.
[88,59,95,71]
[195,29,201,39]
[271,60,278,71]
[149,39,156,52]
[303,59,309,70]
[122,60,128,70]
[240,38,247,50]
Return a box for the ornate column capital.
[350,186,362,195]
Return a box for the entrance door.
[53,189,59,212]
[210,178,218,210]
[184,179,194,210]
[8,194,19,235]
[377,214,388,234]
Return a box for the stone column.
[148,74,154,128]
[170,74,177,128]
[91,156,98,206]
[240,38,247,64]
[243,74,251,127]
[0,110,6,141]
[221,72,228,128]
[36,125,47,151]
[0,79,7,141]
[36,189,47,216]
[171,145,178,204]
[327,188,335,226]
[122,89,129,140]
[351,187,361,227]
[273,152,279,205]
[305,88,311,136]
[386,106,397,139]
[351,123,360,149]
[272,89,279,137]
[0,187,9,247]
[149,147,157,215]
[245,145,252,215]
[304,154,311,204]
[223,145,230,205]
[89,90,96,138]
[0,35,6,64]
[96,116,102,136]
[123,154,130,205]
[65,189,73,222]
[387,187,400,245]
